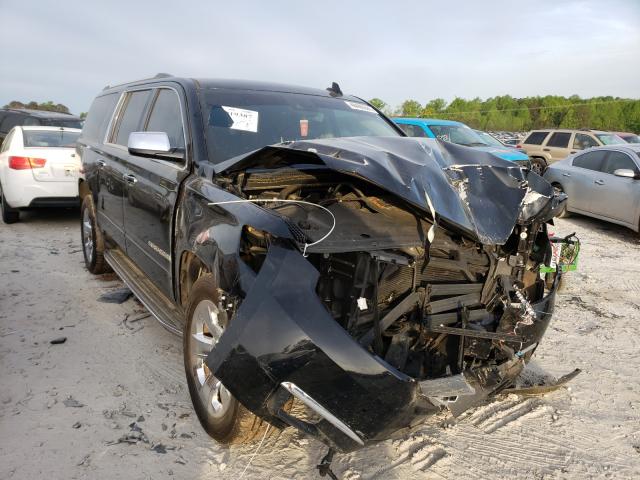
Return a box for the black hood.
[216,137,564,245]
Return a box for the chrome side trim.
[280,381,364,446]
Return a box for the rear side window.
[1,130,14,152]
[546,132,571,148]
[604,151,639,175]
[23,117,42,126]
[573,151,607,171]
[145,89,185,149]
[573,133,598,150]
[0,113,25,133]
[113,90,152,146]
[41,118,83,129]
[82,93,119,143]
[397,123,428,137]
[523,131,549,145]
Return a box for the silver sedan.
[543,144,640,233]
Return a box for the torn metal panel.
[216,137,564,245]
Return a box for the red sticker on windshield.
[300,119,309,137]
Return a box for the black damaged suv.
[78,74,567,453]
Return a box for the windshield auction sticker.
[221,106,259,132]
[344,101,376,113]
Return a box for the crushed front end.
[205,137,569,452]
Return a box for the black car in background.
[77,74,567,454]
[0,108,82,143]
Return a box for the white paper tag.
[344,101,376,113]
[221,106,259,133]
[357,297,368,311]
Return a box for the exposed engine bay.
[231,168,550,382]
[204,137,571,454]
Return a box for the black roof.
[102,74,359,101]
[0,108,79,119]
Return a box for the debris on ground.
[63,396,84,408]
[72,422,81,429]
[98,287,133,304]
[50,336,67,345]
[107,422,149,445]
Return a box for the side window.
[112,90,152,146]
[523,131,549,145]
[82,93,119,143]
[573,133,598,150]
[604,151,639,175]
[145,89,185,149]
[572,151,607,171]
[546,132,571,148]
[397,123,427,137]
[0,113,25,133]
[1,129,15,152]
[23,117,41,126]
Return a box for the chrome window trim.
[102,85,189,172]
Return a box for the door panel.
[95,145,127,247]
[590,151,640,223]
[122,86,189,299]
[544,132,572,162]
[567,150,608,214]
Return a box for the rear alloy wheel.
[80,195,110,274]
[0,184,19,224]
[184,274,267,444]
[552,184,570,218]
[530,158,547,176]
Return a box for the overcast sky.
[1,0,638,114]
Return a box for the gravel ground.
[1,209,639,479]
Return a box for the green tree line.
[369,96,640,133]
[4,100,71,114]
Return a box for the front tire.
[1,185,19,224]
[184,274,266,444]
[81,195,110,274]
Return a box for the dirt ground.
[1,209,639,480]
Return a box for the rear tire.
[0,185,19,224]
[81,195,110,274]
[530,158,547,176]
[184,274,267,444]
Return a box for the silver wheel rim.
[82,207,94,263]
[189,299,231,419]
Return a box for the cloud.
[0,0,638,113]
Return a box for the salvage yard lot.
[1,210,639,479]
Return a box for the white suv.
[0,126,82,223]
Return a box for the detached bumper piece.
[206,245,438,452]
[206,244,563,452]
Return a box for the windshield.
[475,131,504,147]
[199,90,400,164]
[428,124,487,147]
[23,130,80,148]
[596,133,626,145]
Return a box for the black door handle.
[543,148,551,152]
[594,179,605,185]
[570,151,576,154]
[123,174,137,184]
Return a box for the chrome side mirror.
[613,168,638,179]
[128,132,183,161]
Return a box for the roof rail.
[103,73,175,91]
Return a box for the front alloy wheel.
[184,274,267,444]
